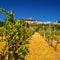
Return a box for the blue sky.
[0,0,60,22]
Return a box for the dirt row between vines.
[25,32,60,60]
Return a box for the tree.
[57,20,60,23]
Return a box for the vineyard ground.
[25,32,60,60]
[0,32,60,60]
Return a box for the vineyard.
[25,32,60,60]
[0,8,60,60]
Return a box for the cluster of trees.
[57,20,60,23]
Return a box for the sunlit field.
[0,8,60,60]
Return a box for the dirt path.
[26,32,60,60]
